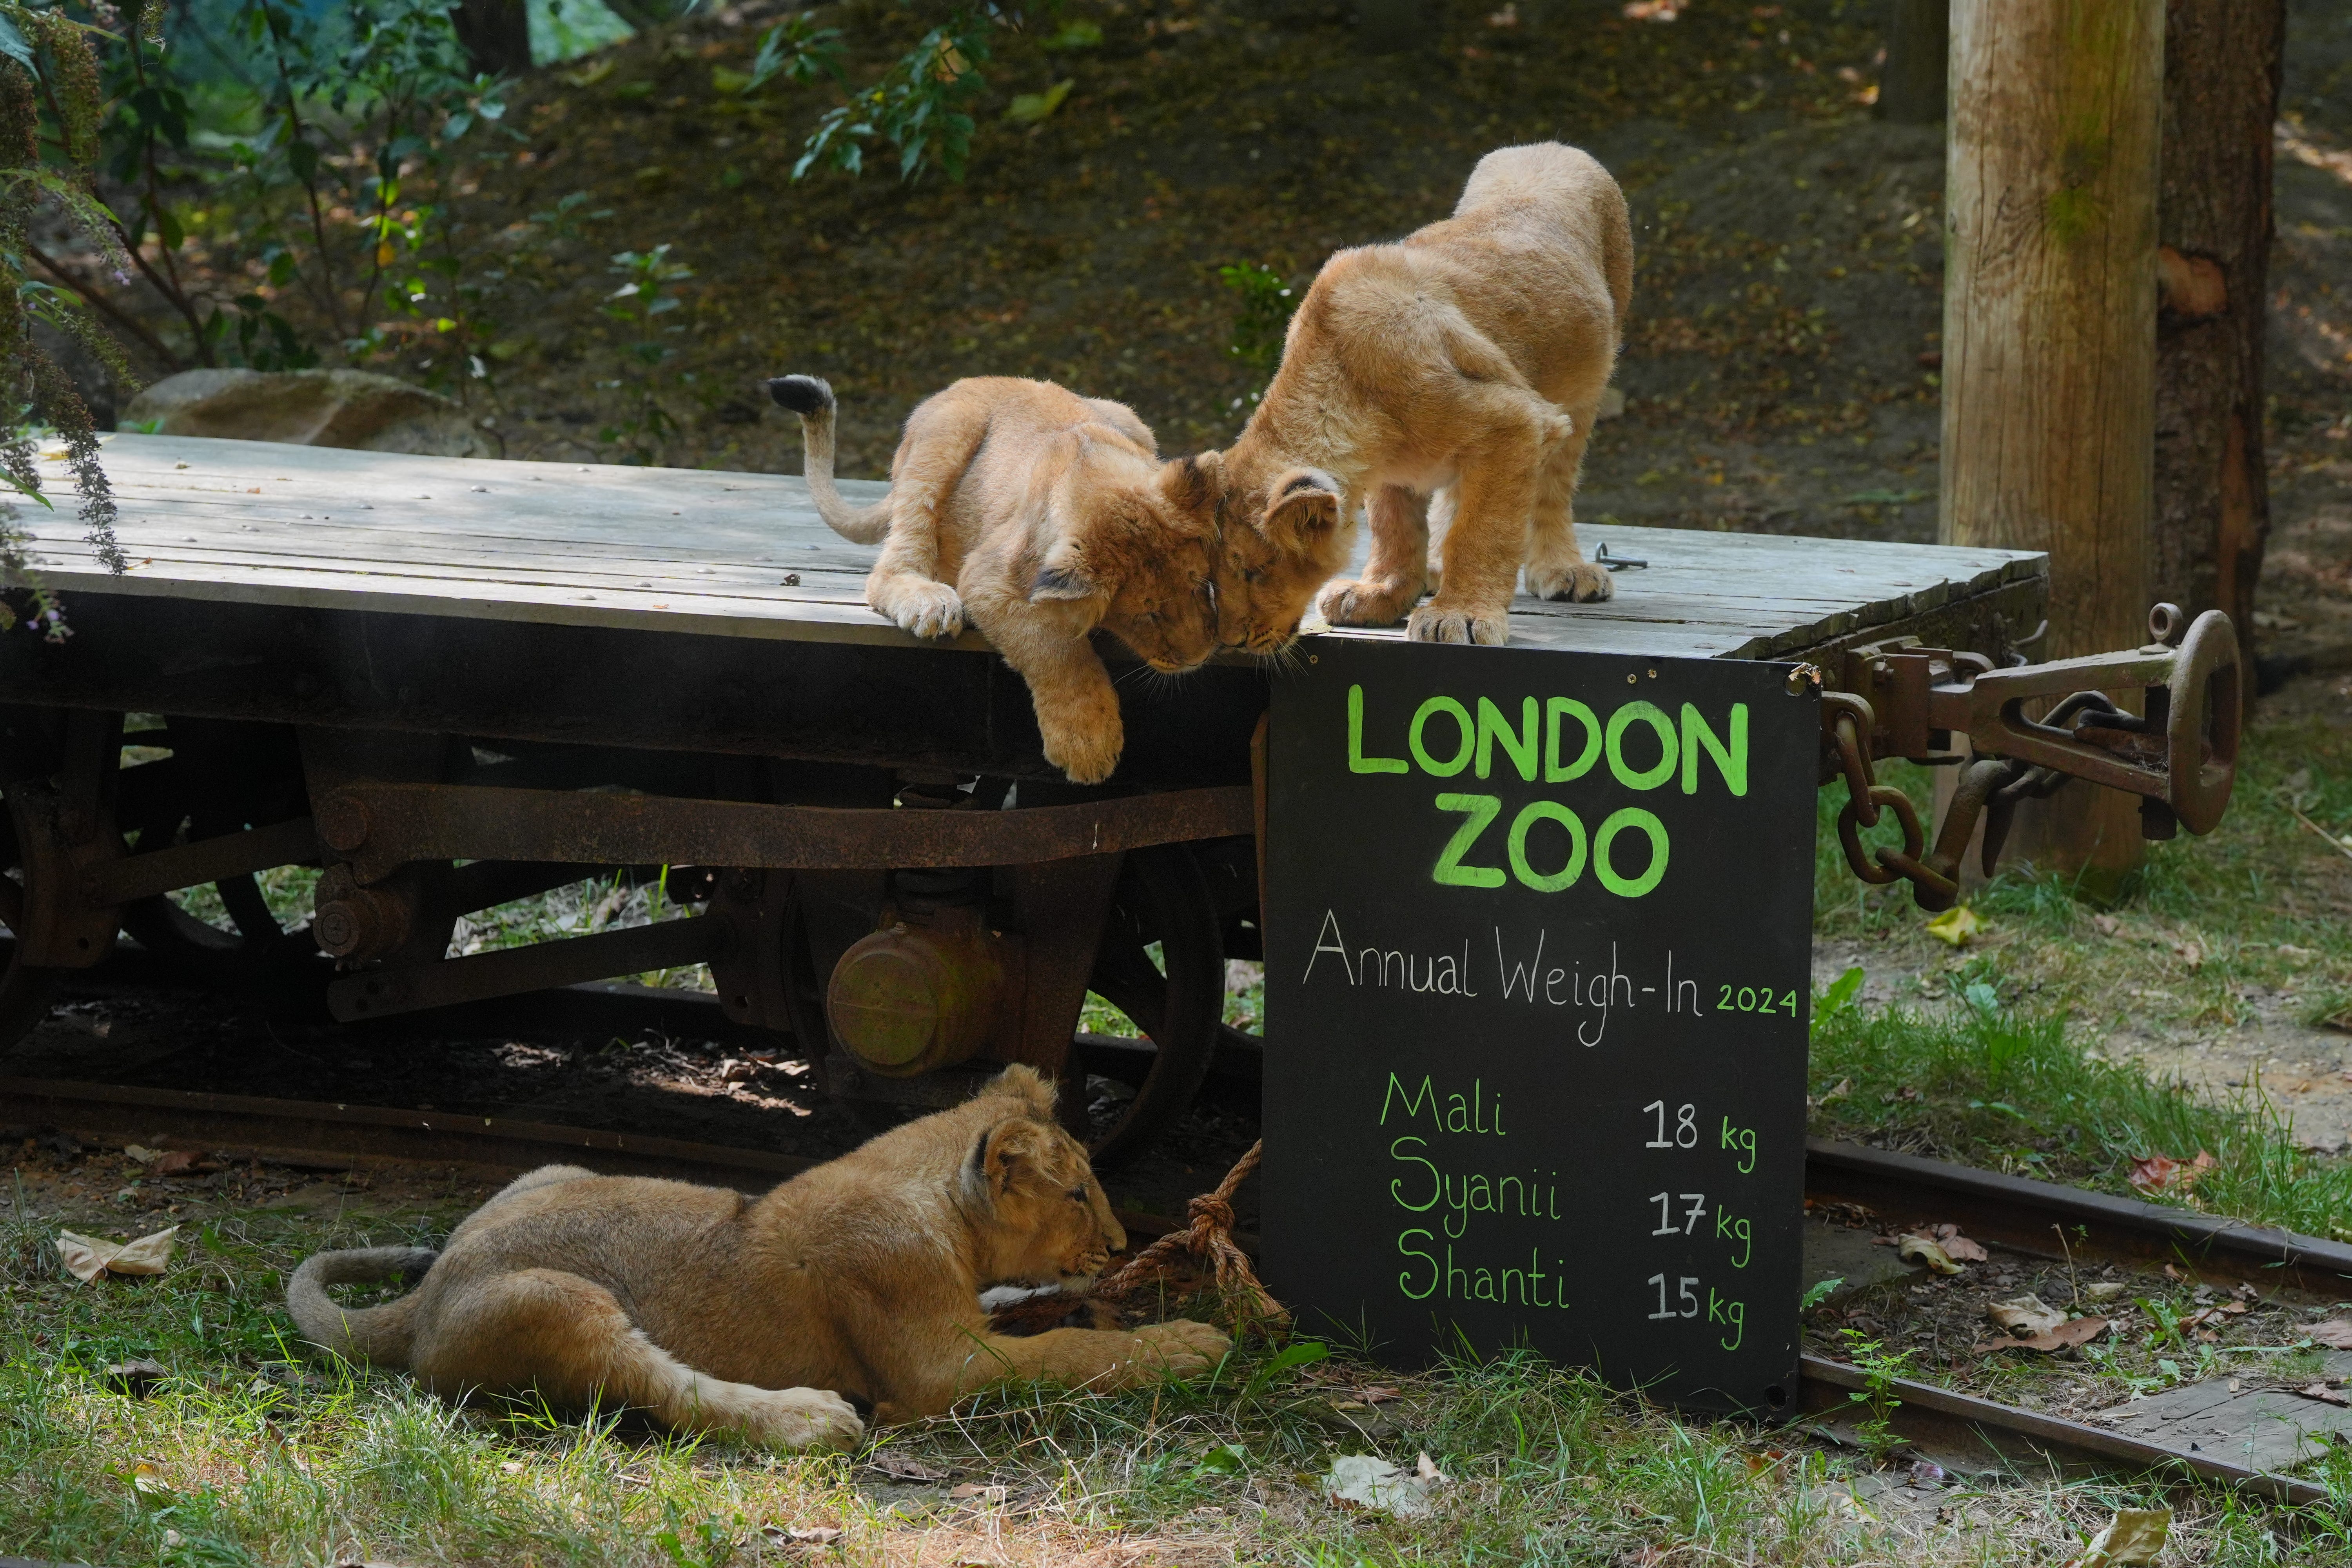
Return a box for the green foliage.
[0,0,136,631]
[1216,260,1296,421]
[795,13,995,184]
[596,241,693,464]
[78,0,510,385]
[744,11,843,95]
[1834,1328,1913,1462]
[1218,260,1295,373]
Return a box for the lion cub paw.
[1037,704,1123,786]
[746,1387,865,1452]
[1407,602,1511,647]
[1133,1318,1232,1378]
[1526,559,1615,604]
[873,578,966,639]
[1318,576,1419,628]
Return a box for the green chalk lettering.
[1594,806,1670,897]
[1347,685,1407,774]
[1605,700,1678,791]
[1432,793,1506,888]
[1506,800,1587,893]
[1410,696,1475,777]
[1476,695,1538,782]
[1680,702,1748,796]
[1545,697,1602,782]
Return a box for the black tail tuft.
[766,375,835,417]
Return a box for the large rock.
[124,368,491,457]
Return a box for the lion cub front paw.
[875,579,966,639]
[749,1387,865,1452]
[1525,559,1615,604]
[1408,601,1510,647]
[1318,576,1419,628]
[1133,1318,1232,1378]
[1037,704,1123,785]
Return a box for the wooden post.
[1940,0,2164,885]
[2154,0,2283,679]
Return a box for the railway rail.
[5,1067,2344,1510]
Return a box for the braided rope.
[986,1140,1287,1335]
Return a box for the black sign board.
[1262,637,1817,1416]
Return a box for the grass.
[1808,988,2352,1241]
[1813,700,2352,1037]
[45,670,2352,1563]
[4,1191,2337,1567]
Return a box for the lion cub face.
[1033,481,1220,676]
[1159,456,1349,655]
[964,1101,1126,1287]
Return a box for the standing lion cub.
[287,1067,1231,1447]
[768,374,1221,784]
[1187,142,1632,652]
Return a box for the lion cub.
[1188,142,1632,652]
[287,1066,1230,1446]
[768,374,1219,784]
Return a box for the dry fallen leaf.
[1897,1235,1962,1274]
[2296,1383,2352,1407]
[1980,1316,2110,1355]
[2085,1282,2127,1302]
[2129,1151,2216,1194]
[762,1523,843,1548]
[2181,1301,2249,1330]
[1931,1224,1989,1263]
[2310,1319,2352,1350]
[1414,1451,1447,1483]
[1358,1385,1401,1404]
[56,1225,179,1283]
[2065,1507,2170,1568]
[1924,905,1980,947]
[1987,1294,2068,1336]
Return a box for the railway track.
[4,1069,2345,1511]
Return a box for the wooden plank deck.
[21,434,2044,661]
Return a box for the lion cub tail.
[286,1245,439,1367]
[765,374,891,545]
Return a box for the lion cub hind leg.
[416,1267,863,1452]
[1521,400,1613,606]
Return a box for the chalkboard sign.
[1262,637,1817,1417]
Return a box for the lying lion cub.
[287,1067,1230,1448]
[768,374,1220,784]
[1192,142,1632,652]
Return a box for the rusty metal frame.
[314,781,1254,885]
[1822,604,2243,907]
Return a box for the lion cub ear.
[986,1063,1059,1118]
[1262,468,1343,554]
[1030,541,1102,604]
[967,1117,1057,1200]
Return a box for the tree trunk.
[1941,0,2164,884]
[452,0,534,78]
[1879,0,1949,124]
[2154,0,2282,677]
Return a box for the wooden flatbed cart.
[0,434,2238,1163]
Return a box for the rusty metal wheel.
[114,719,317,981]
[1078,844,1224,1169]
